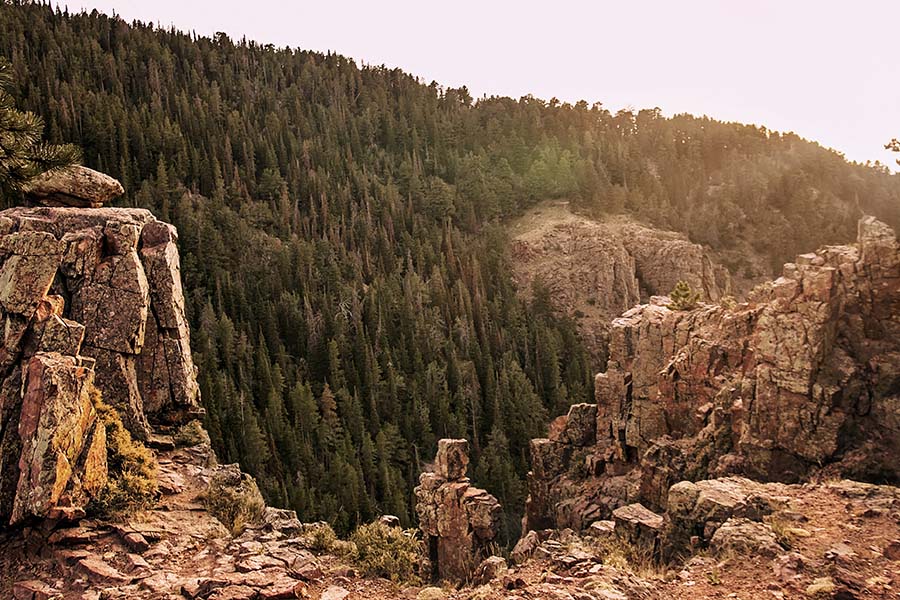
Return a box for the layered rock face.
[510,203,730,364]
[525,217,900,532]
[0,203,200,525]
[415,439,501,583]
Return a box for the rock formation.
[415,439,502,583]
[510,202,731,364]
[0,174,201,524]
[525,216,900,533]
[23,166,125,208]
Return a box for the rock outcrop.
[415,439,502,583]
[510,202,731,364]
[525,216,900,533]
[0,201,201,524]
[23,166,125,208]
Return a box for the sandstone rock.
[47,526,100,545]
[121,531,151,553]
[12,580,61,600]
[124,552,151,573]
[472,555,508,585]
[319,586,350,600]
[85,346,150,441]
[208,586,258,600]
[77,556,131,584]
[612,503,663,556]
[23,166,124,208]
[72,248,149,353]
[30,315,85,356]
[660,477,789,559]
[556,403,597,447]
[709,518,780,557]
[262,507,304,535]
[510,529,541,564]
[258,578,308,599]
[586,520,615,539]
[415,439,501,583]
[435,439,469,480]
[10,353,107,524]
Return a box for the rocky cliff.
[510,202,732,364]
[0,194,201,524]
[525,216,900,533]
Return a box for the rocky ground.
[2,432,897,600]
[0,438,390,600]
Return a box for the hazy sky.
[55,1,899,168]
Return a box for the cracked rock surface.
[0,207,202,524]
[525,216,900,533]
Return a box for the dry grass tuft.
[350,521,422,584]
[88,387,159,517]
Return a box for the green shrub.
[203,464,266,534]
[89,388,159,516]
[350,521,422,584]
[173,419,210,448]
[669,280,701,311]
[308,523,337,553]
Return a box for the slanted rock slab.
[23,165,124,208]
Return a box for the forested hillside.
[2,1,898,540]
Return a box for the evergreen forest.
[2,0,898,541]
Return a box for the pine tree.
[669,280,701,311]
[887,138,900,167]
[0,59,80,203]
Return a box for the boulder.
[472,555,508,585]
[612,503,663,556]
[435,438,469,480]
[23,166,124,208]
[709,518,781,557]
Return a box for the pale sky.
[55,0,899,168]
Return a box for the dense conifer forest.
[2,1,898,541]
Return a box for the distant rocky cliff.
[525,216,900,533]
[510,202,731,365]
[0,167,201,525]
